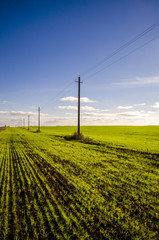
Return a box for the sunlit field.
[0,126,158,239]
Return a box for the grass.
[64,132,92,141]
[0,126,159,239]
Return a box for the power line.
[41,33,159,123]
[83,34,159,81]
[81,19,159,77]
[41,80,75,111]
[36,20,159,120]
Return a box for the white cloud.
[81,110,151,119]
[135,76,159,85]
[117,111,150,118]
[117,103,146,109]
[58,105,95,111]
[58,106,77,110]
[60,97,77,102]
[0,110,48,127]
[79,110,156,126]
[117,106,133,109]
[134,103,146,106]
[60,96,96,103]
[115,76,159,87]
[0,110,48,117]
[2,109,157,127]
[42,116,77,126]
[92,109,110,113]
[81,97,96,103]
[81,106,95,111]
[39,109,158,126]
[82,112,115,117]
[1,100,15,105]
[151,102,159,109]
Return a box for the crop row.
[0,127,159,239]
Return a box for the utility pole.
[38,107,40,132]
[23,118,25,128]
[76,76,82,135]
[28,115,30,130]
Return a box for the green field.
[0,126,159,239]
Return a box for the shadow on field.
[30,130,41,133]
[55,134,159,165]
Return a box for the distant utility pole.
[28,115,30,130]
[23,118,25,128]
[76,76,82,135]
[38,107,40,132]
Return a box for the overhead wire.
[40,19,159,115]
[83,34,159,82]
[40,80,75,112]
[81,19,159,78]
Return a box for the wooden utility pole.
[28,115,30,130]
[76,76,82,135]
[78,76,80,135]
[38,107,40,132]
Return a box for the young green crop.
[0,126,158,239]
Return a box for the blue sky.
[0,0,159,126]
